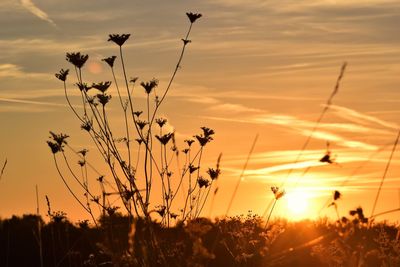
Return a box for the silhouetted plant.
[48,12,219,228]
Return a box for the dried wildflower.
[81,120,92,132]
[75,82,92,92]
[96,93,112,106]
[78,160,86,167]
[320,152,334,164]
[185,139,195,147]
[133,111,143,117]
[66,52,89,69]
[135,138,143,145]
[78,149,89,157]
[49,131,69,146]
[170,213,178,219]
[102,56,117,68]
[182,148,190,154]
[186,12,202,23]
[106,206,119,216]
[197,176,210,188]
[130,77,138,84]
[140,78,158,94]
[207,168,220,180]
[136,120,148,130]
[156,132,174,145]
[108,34,131,46]
[333,190,341,201]
[155,118,167,128]
[201,126,215,137]
[270,186,285,200]
[47,141,61,154]
[195,135,213,147]
[92,81,112,93]
[55,69,69,82]
[182,39,191,45]
[189,164,199,174]
[97,175,104,183]
[155,205,166,217]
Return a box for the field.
[1,1,400,267]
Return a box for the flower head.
[136,120,148,130]
[81,120,92,132]
[207,168,220,180]
[184,139,195,147]
[108,34,131,46]
[130,77,138,84]
[135,138,143,145]
[78,149,89,157]
[75,82,92,92]
[96,93,112,106]
[47,131,69,154]
[140,78,158,94]
[92,81,112,93]
[186,12,202,23]
[156,132,174,145]
[155,118,167,128]
[333,190,341,201]
[55,69,69,82]
[201,126,215,137]
[197,176,210,188]
[155,205,166,217]
[270,186,285,200]
[182,39,191,45]
[133,111,143,117]
[66,52,89,69]
[189,164,199,174]
[102,56,117,68]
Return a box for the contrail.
[20,0,56,27]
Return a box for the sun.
[285,190,309,219]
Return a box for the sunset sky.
[0,0,399,223]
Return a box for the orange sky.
[0,0,399,223]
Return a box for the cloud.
[20,0,56,27]
[0,97,68,107]
[209,103,263,113]
[330,105,399,130]
[0,63,49,79]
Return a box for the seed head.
[96,93,112,106]
[102,56,117,68]
[155,118,167,128]
[92,81,112,93]
[66,52,89,69]
[55,69,69,82]
[155,132,174,145]
[186,12,202,23]
[197,176,210,188]
[140,78,158,94]
[108,34,131,46]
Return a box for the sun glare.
[286,190,309,219]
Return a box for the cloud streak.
[20,0,56,27]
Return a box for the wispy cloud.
[0,97,68,107]
[209,103,263,113]
[0,64,48,79]
[330,104,399,130]
[20,0,56,27]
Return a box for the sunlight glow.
[286,190,309,219]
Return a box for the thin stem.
[225,134,258,216]
[370,129,400,217]
[264,199,277,230]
